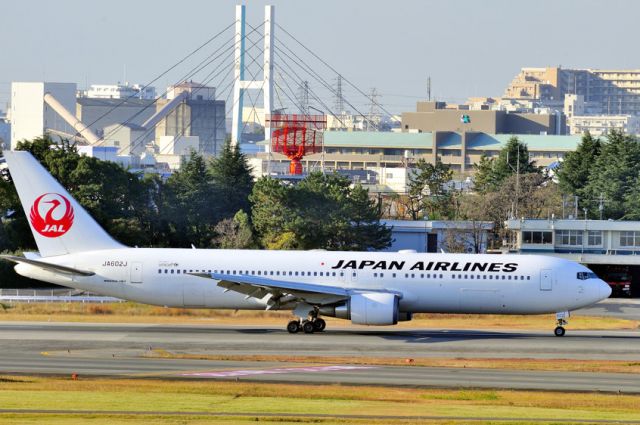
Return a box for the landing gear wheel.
[287,320,300,334]
[554,326,566,337]
[302,320,315,334]
[313,318,326,332]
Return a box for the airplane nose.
[599,279,612,300]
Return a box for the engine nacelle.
[320,293,401,326]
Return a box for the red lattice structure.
[267,114,327,174]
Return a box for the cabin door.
[130,262,143,284]
[540,269,553,291]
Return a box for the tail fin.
[3,151,124,257]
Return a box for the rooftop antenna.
[427,76,431,101]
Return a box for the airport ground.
[1,300,640,424]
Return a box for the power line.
[85,21,235,134]
[275,23,396,120]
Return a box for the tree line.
[0,136,390,286]
[394,131,640,248]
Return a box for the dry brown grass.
[0,302,637,331]
[147,349,640,374]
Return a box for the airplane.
[0,151,611,337]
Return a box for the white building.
[569,115,640,136]
[382,220,493,253]
[10,82,77,149]
[82,83,156,100]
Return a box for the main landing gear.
[286,317,326,334]
[554,311,569,337]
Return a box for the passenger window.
[527,276,531,280]
[314,272,317,276]
[380,273,384,278]
[439,274,443,279]
[374,273,377,277]
[158,269,161,274]
[420,274,424,279]
[392,273,396,278]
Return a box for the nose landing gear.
[554,311,569,337]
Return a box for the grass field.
[1,376,640,424]
[0,301,637,331]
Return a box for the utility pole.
[598,192,606,220]
[427,76,431,101]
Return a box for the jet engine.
[320,293,410,325]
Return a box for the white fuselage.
[15,249,610,315]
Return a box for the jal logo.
[29,193,74,238]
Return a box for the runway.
[0,321,639,392]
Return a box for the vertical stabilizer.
[3,151,124,257]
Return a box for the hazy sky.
[1,0,638,115]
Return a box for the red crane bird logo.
[29,193,75,238]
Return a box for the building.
[10,82,77,149]
[100,123,151,156]
[76,97,156,137]
[569,115,640,136]
[503,67,565,104]
[249,131,581,191]
[505,218,640,296]
[402,101,565,135]
[504,67,640,116]
[383,220,493,253]
[154,82,226,156]
[81,83,156,100]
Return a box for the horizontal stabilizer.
[0,255,95,276]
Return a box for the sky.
[1,0,639,115]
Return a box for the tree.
[583,131,640,219]
[209,140,254,218]
[404,159,454,219]
[472,154,495,193]
[473,136,539,192]
[163,150,220,247]
[249,177,295,249]
[250,173,391,251]
[556,132,601,197]
[213,210,256,249]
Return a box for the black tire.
[554,326,566,337]
[302,320,315,334]
[313,318,326,332]
[287,320,300,334]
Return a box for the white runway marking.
[183,365,376,378]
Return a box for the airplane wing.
[0,255,95,277]
[190,272,400,308]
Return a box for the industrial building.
[402,101,565,135]
[251,130,581,183]
[154,82,226,156]
[505,218,640,297]
[10,82,77,149]
[76,97,156,137]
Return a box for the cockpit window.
[577,272,598,280]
